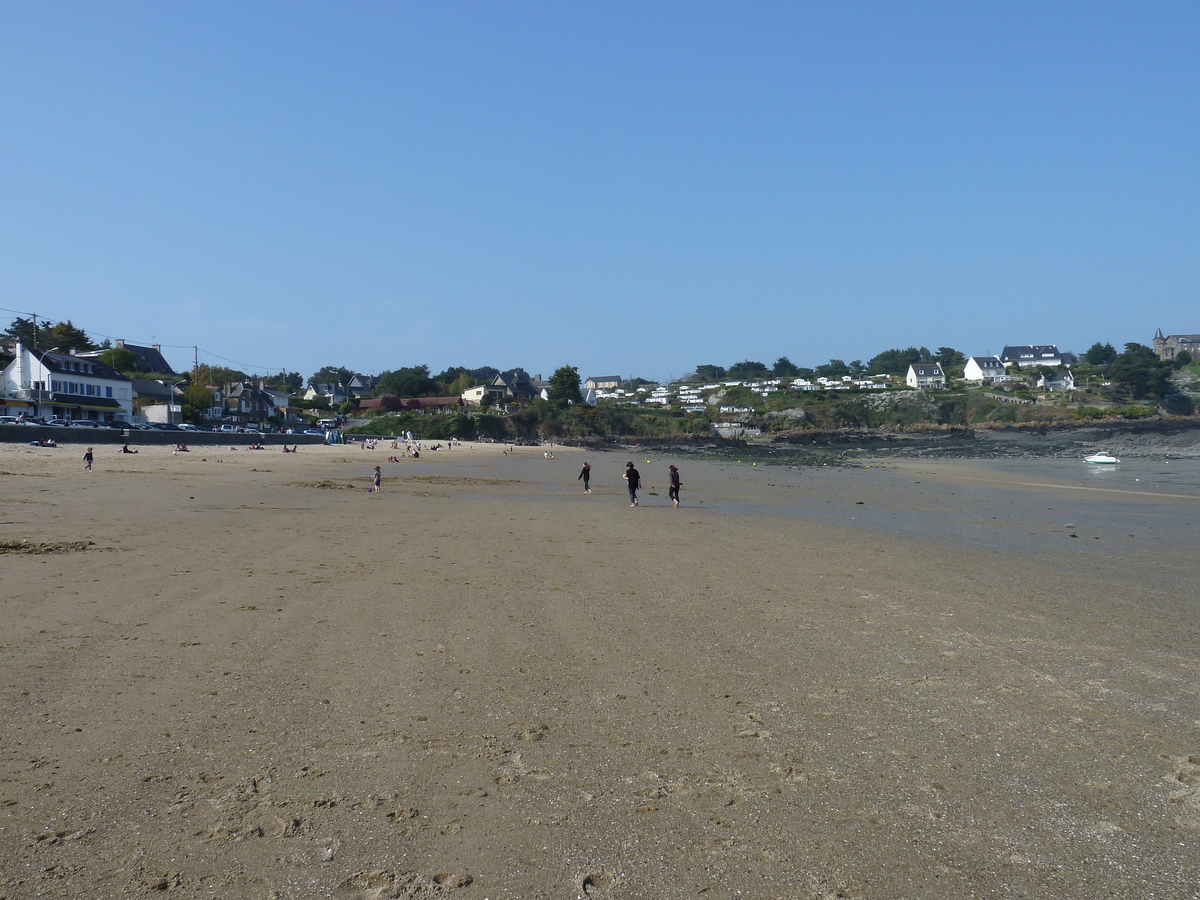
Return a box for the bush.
[1074,406,1106,420]
[1119,406,1156,419]
[1161,394,1195,416]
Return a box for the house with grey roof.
[905,362,946,389]
[584,375,621,391]
[305,383,349,404]
[491,372,537,402]
[1153,328,1200,361]
[963,356,1010,384]
[1037,369,1076,392]
[3,343,133,421]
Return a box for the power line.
[1,306,288,373]
[196,348,289,374]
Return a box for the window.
[106,387,112,398]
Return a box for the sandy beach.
[2,440,1198,898]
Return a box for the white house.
[1037,369,1076,392]
[963,356,1009,383]
[2,343,134,421]
[906,362,946,389]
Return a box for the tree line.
[4,315,1190,407]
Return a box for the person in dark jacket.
[578,462,591,494]
[668,464,681,507]
[623,461,641,507]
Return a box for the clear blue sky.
[2,2,1196,382]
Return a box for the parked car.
[177,423,199,431]
[0,416,20,426]
[45,419,71,427]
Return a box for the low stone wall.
[0,426,327,448]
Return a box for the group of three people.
[578,461,681,507]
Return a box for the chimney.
[116,339,125,349]
[153,343,161,353]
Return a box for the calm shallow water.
[975,456,1200,498]
[698,457,1200,579]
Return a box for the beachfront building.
[359,396,462,413]
[220,381,276,428]
[905,362,946,390]
[2,342,134,421]
[963,356,1010,384]
[1153,328,1200,361]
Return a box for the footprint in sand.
[1165,753,1200,826]
[334,870,472,899]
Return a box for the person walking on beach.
[369,465,381,494]
[83,447,93,472]
[623,461,641,507]
[668,464,681,508]
[578,462,591,494]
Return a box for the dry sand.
[1,440,1198,899]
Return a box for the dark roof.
[1000,345,1061,362]
[79,342,175,374]
[32,348,132,382]
[492,373,536,396]
[131,378,175,401]
[46,394,123,410]
[909,363,945,376]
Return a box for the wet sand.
[1,441,1198,898]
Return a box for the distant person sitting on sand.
[174,443,189,453]
[120,444,138,454]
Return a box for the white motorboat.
[1085,451,1119,465]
